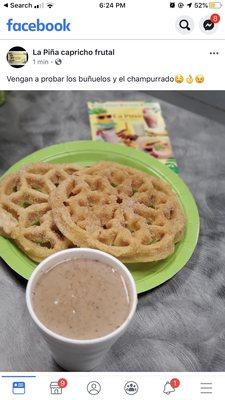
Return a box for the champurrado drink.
[32,258,130,340]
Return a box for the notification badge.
[210,13,220,23]
[58,378,68,388]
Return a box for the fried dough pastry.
[50,161,185,263]
[0,163,82,261]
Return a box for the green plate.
[0,141,199,294]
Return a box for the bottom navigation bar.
[0,372,224,400]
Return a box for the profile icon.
[87,381,101,395]
[7,46,28,68]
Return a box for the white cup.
[26,248,137,371]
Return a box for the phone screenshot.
[0,0,225,399]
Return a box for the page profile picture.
[7,46,28,68]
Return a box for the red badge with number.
[58,378,68,389]
[210,14,220,24]
[170,378,180,389]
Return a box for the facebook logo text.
[6,19,71,32]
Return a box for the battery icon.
[209,2,222,8]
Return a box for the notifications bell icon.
[163,378,180,395]
[163,382,175,395]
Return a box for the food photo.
[0,91,225,371]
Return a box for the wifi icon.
[46,2,54,8]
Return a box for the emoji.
[186,74,193,84]
[175,74,184,83]
[195,74,205,83]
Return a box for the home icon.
[50,382,62,395]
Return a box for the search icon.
[179,19,190,30]
[176,16,194,34]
